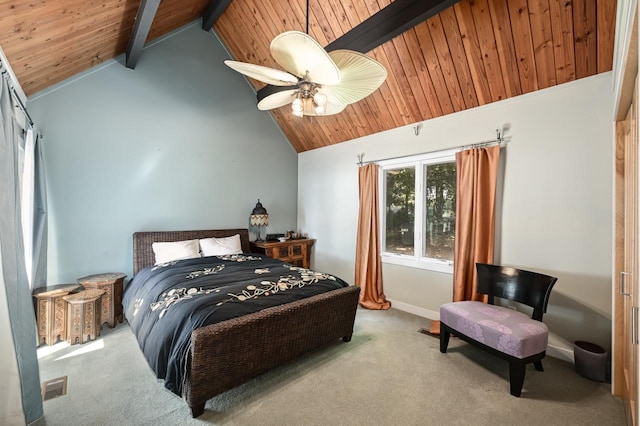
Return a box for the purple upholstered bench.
[440,301,549,359]
[439,263,557,397]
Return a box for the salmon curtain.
[452,145,500,301]
[430,145,500,334]
[355,163,391,310]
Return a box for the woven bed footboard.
[185,285,360,417]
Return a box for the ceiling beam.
[125,0,162,69]
[202,0,234,31]
[256,0,460,102]
[326,0,459,53]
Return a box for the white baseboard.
[546,344,575,363]
[388,299,575,363]
[388,298,440,320]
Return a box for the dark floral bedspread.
[122,254,349,395]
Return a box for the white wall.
[298,73,614,357]
[27,23,298,283]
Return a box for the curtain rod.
[1,62,33,126]
[357,129,507,166]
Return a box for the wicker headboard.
[132,228,250,275]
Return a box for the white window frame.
[379,148,457,274]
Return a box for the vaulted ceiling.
[0,0,617,152]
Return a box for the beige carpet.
[35,307,625,426]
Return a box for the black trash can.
[573,341,608,382]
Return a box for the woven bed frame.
[131,229,360,418]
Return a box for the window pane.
[424,162,456,260]
[384,167,415,255]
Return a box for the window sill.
[381,254,453,274]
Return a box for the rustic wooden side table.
[32,283,83,346]
[250,238,315,268]
[77,272,126,328]
[63,289,106,345]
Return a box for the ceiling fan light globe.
[314,104,326,114]
[303,100,346,116]
[313,92,327,106]
[292,98,304,112]
[292,109,304,117]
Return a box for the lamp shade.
[250,199,269,226]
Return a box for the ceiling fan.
[224,3,387,118]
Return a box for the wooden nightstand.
[77,272,126,328]
[32,284,83,346]
[250,238,315,268]
[63,289,106,345]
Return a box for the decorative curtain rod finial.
[357,153,365,166]
[414,124,422,136]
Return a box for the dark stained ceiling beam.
[125,0,162,69]
[202,0,234,31]
[326,0,460,53]
[256,0,460,102]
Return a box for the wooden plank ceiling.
[0,0,617,153]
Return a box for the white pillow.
[199,234,242,256]
[152,239,201,265]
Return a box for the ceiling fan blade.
[224,60,299,86]
[270,31,341,85]
[257,89,299,110]
[325,50,387,105]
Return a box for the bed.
[123,228,360,418]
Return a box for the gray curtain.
[0,68,43,423]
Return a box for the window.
[20,128,35,287]
[380,149,456,273]
[423,161,456,260]
[384,166,415,255]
